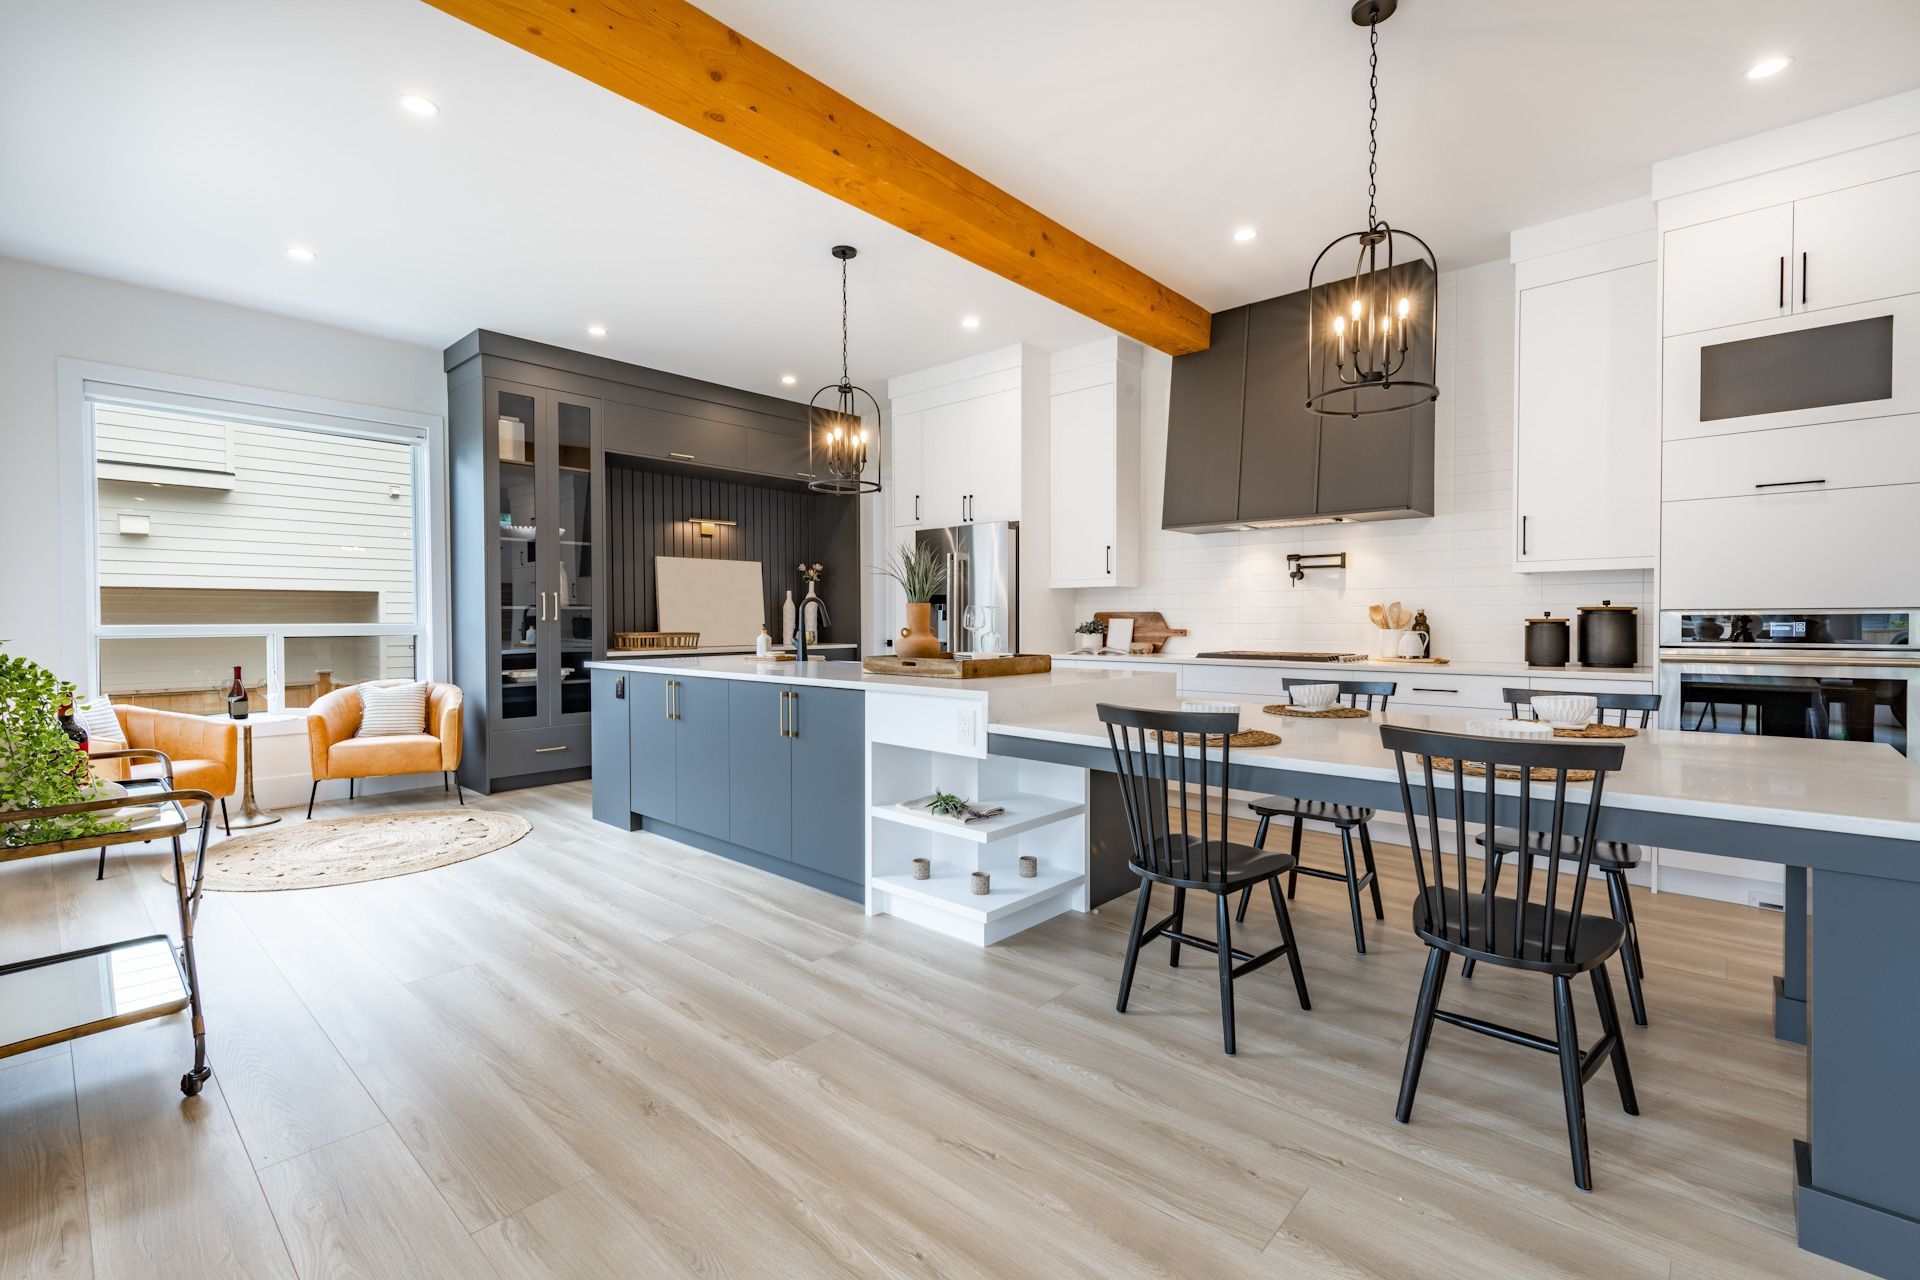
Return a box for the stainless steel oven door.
[1658,652,1916,757]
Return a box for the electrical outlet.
[956,706,977,747]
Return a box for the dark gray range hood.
[1163,262,1436,533]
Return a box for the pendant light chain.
[1366,15,1379,231]
[839,253,851,387]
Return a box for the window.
[86,391,431,714]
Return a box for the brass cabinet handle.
[669,451,696,461]
[533,745,568,753]
[777,688,787,737]
[786,690,797,738]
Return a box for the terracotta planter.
[898,601,944,658]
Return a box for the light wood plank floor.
[0,781,1865,1279]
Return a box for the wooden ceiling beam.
[422,0,1211,355]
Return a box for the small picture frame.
[1102,616,1134,652]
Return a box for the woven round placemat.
[1545,722,1637,739]
[1149,728,1283,748]
[1263,704,1370,719]
[161,809,531,891]
[1430,758,1598,783]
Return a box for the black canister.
[1577,600,1639,669]
[1525,614,1570,668]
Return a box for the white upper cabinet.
[1793,169,1920,314]
[1509,201,1658,574]
[887,346,1035,530]
[1048,339,1141,588]
[1662,169,1920,336]
[889,408,925,528]
[1661,204,1794,336]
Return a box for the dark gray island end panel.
[597,673,866,901]
[590,668,636,831]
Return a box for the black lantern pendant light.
[807,245,883,495]
[1306,0,1439,418]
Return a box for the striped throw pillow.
[76,695,126,745]
[356,681,429,737]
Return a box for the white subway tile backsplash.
[1072,261,1653,663]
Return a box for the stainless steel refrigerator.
[915,521,1018,654]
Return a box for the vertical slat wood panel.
[606,460,849,643]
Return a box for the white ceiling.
[5,0,1919,397]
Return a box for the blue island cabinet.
[602,671,867,901]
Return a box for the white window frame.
[56,359,448,710]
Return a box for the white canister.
[1376,627,1409,659]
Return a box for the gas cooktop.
[1194,651,1366,663]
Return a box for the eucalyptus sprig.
[874,542,947,604]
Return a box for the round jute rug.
[163,809,531,891]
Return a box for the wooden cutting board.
[1094,611,1186,653]
[861,654,1053,679]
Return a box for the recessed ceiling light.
[780,374,797,385]
[586,324,607,338]
[960,315,981,330]
[1233,226,1258,243]
[1746,55,1792,80]
[399,93,440,117]
[286,244,316,263]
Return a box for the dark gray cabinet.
[1163,305,1248,532]
[728,681,793,860]
[1164,264,1435,532]
[604,672,866,899]
[787,686,865,884]
[673,676,732,840]
[590,668,634,830]
[627,672,677,823]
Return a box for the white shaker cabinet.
[889,408,926,528]
[1048,338,1141,587]
[1512,241,1657,572]
[887,356,1026,529]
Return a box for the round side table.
[226,719,282,830]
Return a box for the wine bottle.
[227,666,249,720]
[59,701,90,753]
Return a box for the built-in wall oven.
[1657,609,1915,757]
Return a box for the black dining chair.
[1099,704,1312,1056]
[1460,689,1660,1026]
[1233,679,1397,954]
[1380,723,1638,1191]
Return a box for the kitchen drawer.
[1663,415,1920,502]
[1661,482,1920,610]
[489,723,591,779]
[1525,674,1653,696]
[745,428,814,482]
[604,400,748,469]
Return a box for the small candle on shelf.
[1018,856,1037,878]
[970,871,990,895]
[911,857,930,881]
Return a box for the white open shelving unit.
[863,687,1096,946]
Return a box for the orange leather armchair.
[95,706,239,835]
[305,681,464,818]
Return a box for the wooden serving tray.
[862,654,1053,679]
[1093,611,1186,653]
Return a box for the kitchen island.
[586,657,1172,935]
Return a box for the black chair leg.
[1234,812,1273,923]
[1337,824,1367,954]
[1116,878,1153,1014]
[1396,946,1449,1123]
[1591,964,1639,1115]
[1167,887,1187,968]
[1604,870,1649,1026]
[305,781,319,821]
[96,846,108,880]
[1269,875,1311,1010]
[1286,816,1304,898]
[1553,974,1593,1191]
[1357,822,1385,920]
[1462,849,1504,982]
[1215,892,1236,1056]
[348,778,354,800]
[449,773,465,806]
[219,798,231,837]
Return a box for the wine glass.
[961,603,987,655]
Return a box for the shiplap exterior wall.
[94,404,417,699]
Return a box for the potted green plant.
[1073,619,1106,652]
[875,543,948,658]
[0,648,126,847]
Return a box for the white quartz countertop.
[989,693,1920,843]
[607,643,858,658]
[1052,652,1657,681]
[585,655,1171,700]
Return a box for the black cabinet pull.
[913,494,921,520]
[1411,687,1458,694]
[1105,544,1113,574]
[1801,251,1808,306]
[1754,478,1826,489]
[1520,514,1528,556]
[1778,256,1785,308]
[614,676,625,700]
